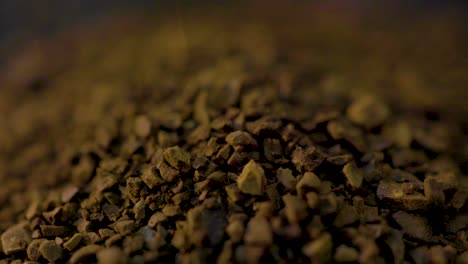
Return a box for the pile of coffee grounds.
[0,6,467,264]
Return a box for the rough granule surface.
[0,6,467,264]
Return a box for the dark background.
[0,0,159,65]
[1,0,467,42]
[0,0,467,67]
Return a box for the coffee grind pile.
[0,8,467,264]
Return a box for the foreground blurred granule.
[0,5,467,263]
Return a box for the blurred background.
[1,0,467,65]
[0,0,467,157]
[1,0,467,111]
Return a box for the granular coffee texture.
[0,7,467,264]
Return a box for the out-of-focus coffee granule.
[0,4,467,264]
